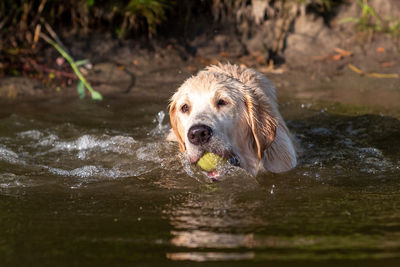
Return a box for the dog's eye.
[217,99,228,107]
[181,104,189,113]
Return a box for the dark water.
[1,96,400,266]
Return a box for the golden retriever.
[168,63,296,176]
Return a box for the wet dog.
[168,63,296,176]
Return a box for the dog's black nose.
[187,125,212,146]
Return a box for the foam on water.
[292,114,400,179]
[47,141,160,178]
[50,135,137,153]
[44,164,147,179]
[29,132,175,182]
[17,129,43,140]
[1,111,400,189]
[0,145,25,165]
[0,112,182,187]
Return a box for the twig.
[41,20,70,54]
[23,63,78,79]
[348,64,399,78]
[348,64,364,75]
[367,72,399,79]
[334,48,353,57]
[32,24,41,48]
[23,57,77,79]
[0,11,12,30]
[42,67,78,79]
[31,0,47,27]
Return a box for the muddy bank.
[1,36,399,118]
[0,0,399,115]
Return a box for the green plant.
[340,0,400,36]
[40,32,103,100]
[387,18,400,37]
[120,0,172,37]
[343,0,381,30]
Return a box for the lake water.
[1,86,400,266]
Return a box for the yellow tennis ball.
[196,152,224,172]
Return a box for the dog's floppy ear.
[262,124,297,173]
[245,93,277,160]
[244,91,297,173]
[169,100,186,152]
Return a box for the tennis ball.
[196,152,224,172]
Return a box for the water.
[1,96,400,266]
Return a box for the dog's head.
[169,66,281,175]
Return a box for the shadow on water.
[1,97,400,266]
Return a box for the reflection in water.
[163,172,400,261]
[166,251,255,261]
[170,230,254,249]
[165,184,259,261]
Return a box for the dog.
[168,63,296,176]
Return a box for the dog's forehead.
[182,71,239,98]
[175,77,217,104]
[183,74,221,93]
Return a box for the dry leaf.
[332,54,342,61]
[380,62,395,67]
[376,47,385,53]
[334,48,353,57]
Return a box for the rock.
[284,15,341,67]
[251,0,269,25]
[194,33,246,57]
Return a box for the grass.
[122,0,172,38]
[0,0,173,40]
[340,0,400,37]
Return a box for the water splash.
[149,111,169,136]
[0,115,181,187]
[49,134,137,155]
[0,145,25,165]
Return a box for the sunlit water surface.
[1,96,400,266]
